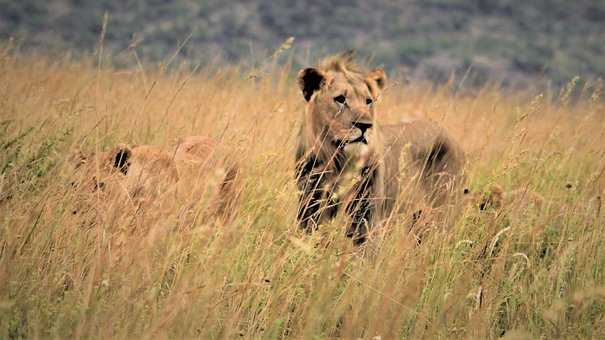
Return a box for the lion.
[71,136,240,220]
[295,52,465,245]
[171,135,241,218]
[463,185,545,212]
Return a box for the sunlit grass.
[0,48,604,338]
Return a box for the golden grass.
[1,48,605,339]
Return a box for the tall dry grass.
[1,46,605,339]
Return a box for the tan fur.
[295,52,465,244]
[464,185,544,212]
[72,136,240,220]
[171,135,241,219]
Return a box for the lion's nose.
[352,121,373,134]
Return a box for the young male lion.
[295,52,465,244]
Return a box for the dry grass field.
[1,45,605,338]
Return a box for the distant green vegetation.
[1,0,604,87]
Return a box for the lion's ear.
[111,144,132,175]
[297,68,325,101]
[367,68,387,91]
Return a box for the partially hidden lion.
[295,52,465,244]
[72,136,240,221]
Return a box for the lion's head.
[71,137,241,220]
[72,144,179,201]
[297,52,387,155]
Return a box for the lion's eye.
[366,98,373,105]
[334,95,346,104]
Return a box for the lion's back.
[381,117,465,207]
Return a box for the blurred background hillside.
[1,0,604,88]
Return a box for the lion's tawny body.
[295,53,465,244]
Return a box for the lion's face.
[298,63,387,151]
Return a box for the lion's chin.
[333,130,368,147]
[343,141,371,158]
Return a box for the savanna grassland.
[1,44,605,339]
